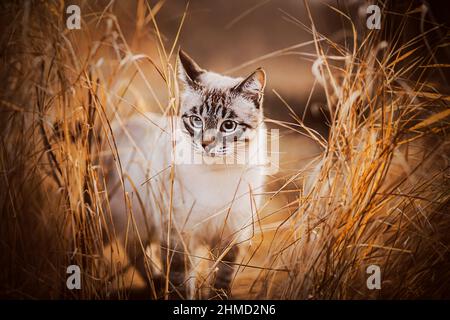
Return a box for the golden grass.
[0,1,449,299]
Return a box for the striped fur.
[178,50,265,158]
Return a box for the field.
[0,0,449,299]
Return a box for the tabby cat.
[108,50,267,298]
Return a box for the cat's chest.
[173,164,255,211]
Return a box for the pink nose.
[202,138,215,149]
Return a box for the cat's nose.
[201,137,215,149]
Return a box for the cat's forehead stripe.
[225,109,237,119]
[221,106,227,118]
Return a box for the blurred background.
[105,0,449,130]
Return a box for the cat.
[107,50,267,299]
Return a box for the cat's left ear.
[233,68,266,108]
[177,49,205,89]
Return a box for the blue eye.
[220,120,237,133]
[190,115,203,129]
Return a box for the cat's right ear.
[177,49,204,89]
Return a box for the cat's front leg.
[212,244,239,299]
[160,236,189,299]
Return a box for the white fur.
[198,71,243,90]
[109,113,266,246]
[108,65,266,297]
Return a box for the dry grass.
[0,1,449,299]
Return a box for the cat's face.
[177,50,266,159]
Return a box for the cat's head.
[177,50,266,159]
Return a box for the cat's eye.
[190,115,203,129]
[220,120,237,133]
